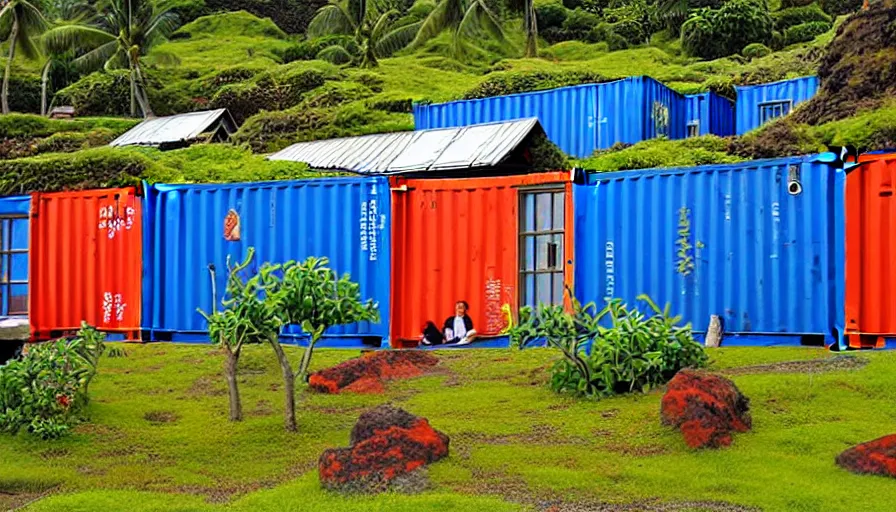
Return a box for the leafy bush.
[35,129,117,154]
[0,325,107,439]
[781,0,816,7]
[210,68,327,123]
[819,0,862,15]
[784,21,833,46]
[681,0,772,59]
[770,30,787,50]
[7,75,41,114]
[0,147,150,195]
[462,70,608,100]
[53,71,167,117]
[536,2,570,30]
[742,43,772,59]
[367,95,413,113]
[561,8,601,40]
[508,293,707,399]
[200,1,321,34]
[577,136,742,171]
[681,15,722,59]
[773,3,832,31]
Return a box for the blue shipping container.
[685,92,735,138]
[735,76,819,135]
[142,178,391,347]
[413,76,686,158]
[0,196,30,318]
[574,155,845,347]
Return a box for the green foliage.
[577,136,743,172]
[210,67,328,123]
[6,75,41,113]
[508,293,707,398]
[0,114,136,138]
[54,71,139,117]
[773,3,832,31]
[783,20,833,46]
[560,8,600,40]
[202,0,327,34]
[461,69,607,99]
[34,128,117,153]
[176,9,288,38]
[528,132,570,171]
[818,0,861,15]
[0,324,107,439]
[681,15,719,59]
[682,0,773,59]
[535,2,569,31]
[742,42,772,59]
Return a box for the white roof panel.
[109,109,235,147]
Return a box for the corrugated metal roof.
[109,109,236,147]
[267,118,543,174]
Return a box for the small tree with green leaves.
[267,256,379,432]
[198,249,282,422]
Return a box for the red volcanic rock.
[309,350,439,394]
[319,405,450,494]
[661,370,752,449]
[836,435,896,478]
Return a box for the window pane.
[536,193,552,231]
[523,236,535,271]
[8,283,27,315]
[536,235,550,270]
[536,274,551,306]
[553,234,564,269]
[522,193,535,232]
[553,192,564,230]
[523,273,535,308]
[10,253,27,281]
[10,219,28,250]
[552,273,564,305]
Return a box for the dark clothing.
[443,315,474,344]
[422,321,444,346]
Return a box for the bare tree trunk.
[2,21,19,115]
[297,335,320,382]
[129,69,136,118]
[269,338,297,432]
[524,0,538,58]
[41,61,50,117]
[224,348,242,422]
[132,62,154,118]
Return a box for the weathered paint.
[413,77,686,158]
[735,76,819,135]
[685,92,735,137]
[0,196,30,317]
[574,156,845,346]
[844,153,896,348]
[30,188,143,340]
[143,178,390,347]
[391,172,573,347]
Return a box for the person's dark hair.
[457,300,469,310]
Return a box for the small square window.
[759,100,793,125]
[687,122,700,138]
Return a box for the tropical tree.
[0,0,47,114]
[40,0,91,115]
[42,0,180,118]
[308,0,420,67]
[511,0,538,57]
[409,0,505,55]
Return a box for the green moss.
[576,136,743,172]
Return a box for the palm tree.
[42,0,179,118]
[40,0,91,115]
[409,0,505,55]
[512,0,537,58]
[308,0,420,68]
[0,0,47,114]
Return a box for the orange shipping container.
[845,153,896,349]
[390,172,573,347]
[30,188,143,341]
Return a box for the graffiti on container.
[724,194,732,222]
[103,292,126,323]
[98,204,135,240]
[485,279,513,334]
[770,202,780,259]
[676,207,694,277]
[653,101,670,137]
[360,201,368,252]
[360,199,383,261]
[604,241,615,300]
[224,209,241,241]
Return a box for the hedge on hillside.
[7,76,41,114]
[578,136,742,172]
[0,148,149,195]
[210,68,328,124]
[203,0,326,33]
[461,70,608,100]
[784,21,833,46]
[819,0,862,15]
[52,71,175,117]
[773,3,832,31]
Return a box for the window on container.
[687,122,700,138]
[0,217,28,316]
[759,100,792,125]
[519,188,566,309]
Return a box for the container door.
[0,216,28,316]
[519,188,566,308]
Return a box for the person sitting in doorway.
[420,301,478,346]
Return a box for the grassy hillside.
[1,345,894,511]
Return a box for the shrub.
[53,71,165,117]
[210,68,327,123]
[35,129,117,154]
[770,30,786,50]
[610,19,647,45]
[7,75,41,114]
[577,136,742,172]
[462,70,607,100]
[536,2,569,30]
[0,147,150,195]
[508,293,708,399]
[781,0,816,7]
[819,0,862,15]
[773,3,832,31]
[681,15,722,59]
[784,21,833,46]
[742,43,772,59]
[201,0,324,34]
[367,95,413,113]
[713,0,773,57]
[562,8,601,40]
[0,325,107,439]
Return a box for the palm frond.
[308,2,357,39]
[375,19,421,57]
[316,44,355,65]
[145,9,180,42]
[408,0,450,49]
[42,24,115,55]
[369,9,398,42]
[457,0,505,43]
[73,39,118,71]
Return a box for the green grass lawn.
[1,345,894,511]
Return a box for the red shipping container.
[30,188,143,341]
[845,153,896,349]
[390,172,573,347]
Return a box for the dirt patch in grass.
[73,423,125,441]
[723,355,869,376]
[144,411,180,424]
[248,399,275,417]
[39,448,70,460]
[187,375,226,397]
[0,489,58,511]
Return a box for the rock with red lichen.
[660,370,751,449]
[319,405,450,494]
[309,350,439,394]
[836,435,896,478]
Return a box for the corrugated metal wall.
[391,172,572,347]
[735,76,819,135]
[685,92,735,137]
[143,178,391,347]
[574,156,845,346]
[845,153,896,348]
[30,188,143,340]
[413,77,686,158]
[0,196,30,317]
